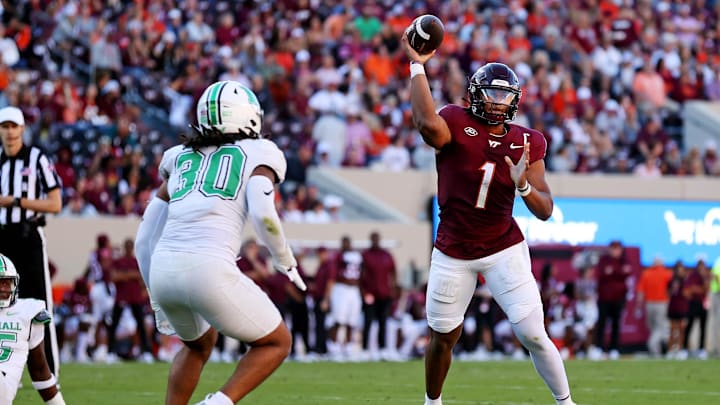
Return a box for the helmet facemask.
[469,85,521,124]
[0,255,19,308]
[468,63,522,124]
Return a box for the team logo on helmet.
[196,81,264,137]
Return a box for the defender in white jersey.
[140,81,306,405]
[0,254,65,405]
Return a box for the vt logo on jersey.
[464,127,478,137]
[488,140,501,148]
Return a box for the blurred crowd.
[55,232,720,364]
[0,0,719,222]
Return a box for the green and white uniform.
[0,298,49,403]
[150,138,287,342]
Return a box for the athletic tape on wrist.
[410,62,426,79]
[517,183,532,197]
[32,374,57,390]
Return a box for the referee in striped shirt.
[0,106,62,376]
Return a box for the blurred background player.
[0,254,66,405]
[309,246,335,358]
[402,32,575,405]
[590,240,633,360]
[327,235,363,360]
[635,256,673,357]
[360,231,397,360]
[142,80,306,405]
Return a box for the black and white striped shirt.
[0,145,61,225]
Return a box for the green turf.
[15,359,720,404]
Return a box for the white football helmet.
[196,80,263,137]
[0,254,19,308]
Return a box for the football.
[405,14,445,55]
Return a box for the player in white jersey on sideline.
[136,80,306,405]
[0,254,66,405]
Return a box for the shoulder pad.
[13,298,49,323]
[33,309,52,324]
[159,145,186,180]
[245,139,287,183]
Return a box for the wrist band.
[517,183,532,197]
[32,374,58,390]
[13,197,21,207]
[410,62,426,79]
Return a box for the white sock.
[77,332,89,357]
[425,393,442,405]
[205,391,233,405]
[511,307,571,401]
[556,395,575,405]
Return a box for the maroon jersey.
[595,254,632,303]
[311,259,336,301]
[112,256,146,305]
[65,279,92,315]
[334,250,363,285]
[435,105,547,259]
[360,248,396,299]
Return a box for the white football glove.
[272,254,307,291]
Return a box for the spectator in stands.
[636,257,673,357]
[632,56,667,119]
[590,240,633,360]
[634,115,670,161]
[59,194,99,217]
[379,134,411,172]
[633,156,663,178]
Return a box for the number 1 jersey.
[434,105,548,260]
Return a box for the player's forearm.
[409,73,445,149]
[246,175,295,267]
[18,190,62,214]
[135,197,168,288]
[522,189,553,220]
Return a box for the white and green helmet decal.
[197,80,263,136]
[0,254,19,308]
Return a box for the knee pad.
[427,314,463,334]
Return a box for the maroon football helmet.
[468,63,522,124]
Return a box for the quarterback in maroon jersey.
[403,34,575,405]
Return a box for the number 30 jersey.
[434,105,547,260]
[154,139,287,260]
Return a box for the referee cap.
[0,106,25,126]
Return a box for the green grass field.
[15,359,719,404]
